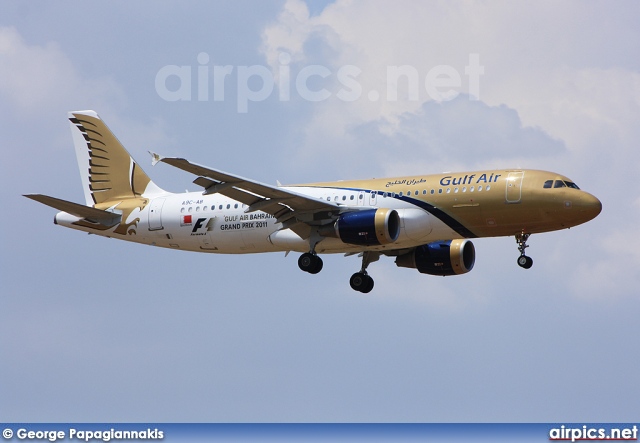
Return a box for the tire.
[298,253,323,274]
[361,275,374,293]
[350,273,374,293]
[309,255,323,274]
[517,255,533,269]
[298,253,314,271]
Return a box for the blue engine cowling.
[336,208,400,246]
[395,239,475,276]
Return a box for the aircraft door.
[357,191,365,206]
[369,191,377,206]
[505,171,525,204]
[148,197,166,230]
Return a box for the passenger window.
[486,185,491,191]
[350,195,354,200]
[478,186,483,191]
[438,189,443,194]
[234,203,238,209]
[342,195,346,201]
[543,180,553,189]
[180,207,185,213]
[454,188,459,193]
[431,189,435,195]
[446,188,451,194]
[423,190,427,195]
[554,180,566,188]
[470,186,474,192]
[219,205,223,210]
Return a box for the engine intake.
[335,208,400,246]
[396,239,475,276]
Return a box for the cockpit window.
[544,179,581,190]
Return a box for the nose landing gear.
[515,232,533,269]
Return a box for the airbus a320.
[26,111,602,293]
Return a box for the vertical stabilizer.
[68,110,164,206]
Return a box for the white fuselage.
[55,185,458,255]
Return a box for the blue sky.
[1,0,639,422]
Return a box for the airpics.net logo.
[155,52,484,113]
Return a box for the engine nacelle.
[335,208,400,246]
[395,239,475,276]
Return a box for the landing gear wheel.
[298,253,323,274]
[517,255,533,269]
[515,232,533,270]
[350,272,374,293]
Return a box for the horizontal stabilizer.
[24,194,122,226]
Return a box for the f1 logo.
[192,217,214,233]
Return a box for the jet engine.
[334,208,400,246]
[395,239,475,276]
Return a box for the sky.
[1,0,639,422]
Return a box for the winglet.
[149,151,163,166]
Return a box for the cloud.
[567,220,640,300]
[0,26,125,114]
[0,26,176,198]
[351,95,565,174]
[261,0,640,162]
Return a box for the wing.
[150,153,343,238]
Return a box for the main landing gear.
[298,252,323,274]
[349,252,380,294]
[350,272,374,293]
[515,232,533,269]
[298,235,324,274]
[298,250,379,294]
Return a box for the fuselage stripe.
[396,194,477,238]
[311,186,477,239]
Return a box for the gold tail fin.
[68,110,163,206]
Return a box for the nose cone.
[577,192,602,222]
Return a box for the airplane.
[25,110,602,293]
